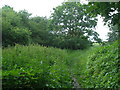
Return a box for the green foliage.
[107,25,119,42]
[2,4,102,49]
[2,5,50,47]
[49,2,101,49]
[11,27,31,45]
[29,16,49,45]
[2,2,119,89]
[18,10,31,28]
[87,2,120,41]
[63,41,119,88]
[2,6,32,47]
[2,44,73,89]
[2,42,119,88]
[83,41,119,88]
[65,45,100,88]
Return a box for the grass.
[2,44,101,88]
[66,46,101,87]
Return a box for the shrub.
[2,27,31,47]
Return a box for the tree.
[2,5,31,47]
[2,5,51,47]
[18,10,32,28]
[28,16,50,45]
[87,2,120,42]
[49,2,101,49]
[107,24,119,42]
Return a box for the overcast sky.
[0,0,110,41]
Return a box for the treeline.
[2,3,102,50]
[2,6,50,47]
[2,2,119,49]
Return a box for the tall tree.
[50,2,98,37]
[49,2,101,49]
[18,10,31,28]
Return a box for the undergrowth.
[2,41,119,89]
[2,44,72,89]
[84,41,119,88]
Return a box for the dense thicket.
[2,6,50,47]
[2,41,119,88]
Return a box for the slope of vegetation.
[66,45,101,87]
[84,41,119,88]
[66,41,119,88]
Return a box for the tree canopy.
[49,2,101,49]
[2,5,49,47]
[87,2,120,42]
[3,2,118,49]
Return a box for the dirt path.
[72,75,83,90]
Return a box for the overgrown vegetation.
[84,41,119,88]
[2,44,73,88]
[2,41,119,88]
[70,41,119,88]
[1,1,119,89]
[2,3,102,49]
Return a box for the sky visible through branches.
[0,0,110,41]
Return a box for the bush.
[2,27,31,47]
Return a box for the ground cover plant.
[2,44,73,89]
[84,41,119,88]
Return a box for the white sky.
[0,0,110,41]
